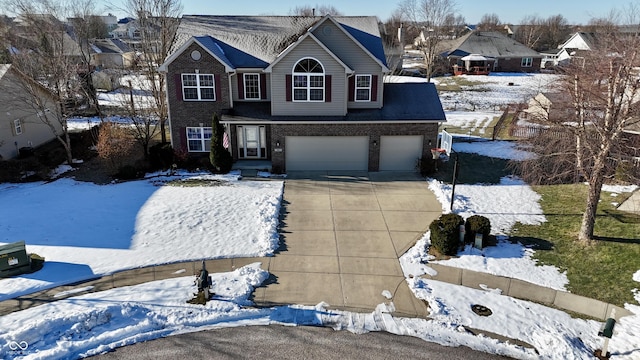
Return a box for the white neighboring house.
[540,32,597,68]
[0,65,62,160]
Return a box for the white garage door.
[285,136,369,171]
[379,135,423,171]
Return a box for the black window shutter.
[348,76,355,102]
[285,74,292,102]
[237,74,244,100]
[260,74,267,99]
[371,75,378,102]
[325,75,331,102]
[215,75,221,101]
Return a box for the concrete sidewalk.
[618,189,640,214]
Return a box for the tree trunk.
[578,158,606,244]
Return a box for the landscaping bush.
[464,215,492,247]
[429,213,464,256]
[149,142,174,171]
[116,164,141,180]
[416,157,437,177]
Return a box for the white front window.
[182,73,215,101]
[293,58,324,102]
[355,75,372,101]
[186,127,212,152]
[521,57,533,67]
[243,73,260,100]
[13,119,22,135]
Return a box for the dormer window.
[293,58,324,102]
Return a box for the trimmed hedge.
[464,215,492,247]
[429,213,464,256]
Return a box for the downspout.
[228,70,236,109]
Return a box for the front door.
[237,125,266,159]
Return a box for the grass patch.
[432,152,511,184]
[166,178,228,187]
[435,76,489,91]
[510,184,640,306]
[440,115,501,139]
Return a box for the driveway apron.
[254,171,442,317]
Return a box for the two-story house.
[159,15,446,172]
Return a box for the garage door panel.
[379,135,423,171]
[286,136,369,171]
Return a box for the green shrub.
[429,213,464,256]
[209,113,233,173]
[416,157,437,177]
[149,143,174,171]
[464,215,492,247]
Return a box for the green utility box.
[0,241,31,277]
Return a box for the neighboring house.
[159,14,446,172]
[441,31,542,73]
[522,92,573,122]
[541,32,598,68]
[91,38,135,68]
[0,64,62,160]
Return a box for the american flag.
[223,131,230,149]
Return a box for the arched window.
[292,58,324,101]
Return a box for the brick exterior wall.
[494,57,542,73]
[270,122,439,172]
[166,42,231,152]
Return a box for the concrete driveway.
[253,171,442,317]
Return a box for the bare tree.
[289,5,342,16]
[124,0,182,145]
[399,0,458,81]
[382,10,404,74]
[514,15,544,50]
[477,13,501,31]
[3,0,101,164]
[515,28,640,244]
[537,14,572,51]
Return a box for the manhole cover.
[471,304,492,316]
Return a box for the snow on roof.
[0,64,10,80]
[445,31,541,58]
[174,15,384,68]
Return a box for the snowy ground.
[1,74,638,359]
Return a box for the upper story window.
[182,73,215,101]
[521,57,533,67]
[293,58,324,102]
[243,73,260,100]
[13,119,22,135]
[355,75,372,101]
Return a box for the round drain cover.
[471,304,492,316]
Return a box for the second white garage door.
[379,135,423,171]
[285,136,369,171]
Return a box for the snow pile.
[444,111,502,135]
[0,264,271,359]
[452,140,536,161]
[608,271,640,359]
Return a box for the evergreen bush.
[429,213,464,256]
[209,113,233,173]
[464,215,492,247]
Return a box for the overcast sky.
[101,0,634,24]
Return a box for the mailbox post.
[596,309,617,359]
[196,260,212,300]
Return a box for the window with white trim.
[186,127,212,152]
[355,75,372,101]
[13,119,22,135]
[243,73,260,100]
[293,58,324,101]
[521,57,533,67]
[182,73,215,101]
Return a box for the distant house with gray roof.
[541,32,598,69]
[159,14,446,172]
[442,31,542,73]
[90,38,135,68]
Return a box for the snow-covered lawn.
[1,73,638,359]
[0,173,282,300]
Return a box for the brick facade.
[166,42,231,151]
